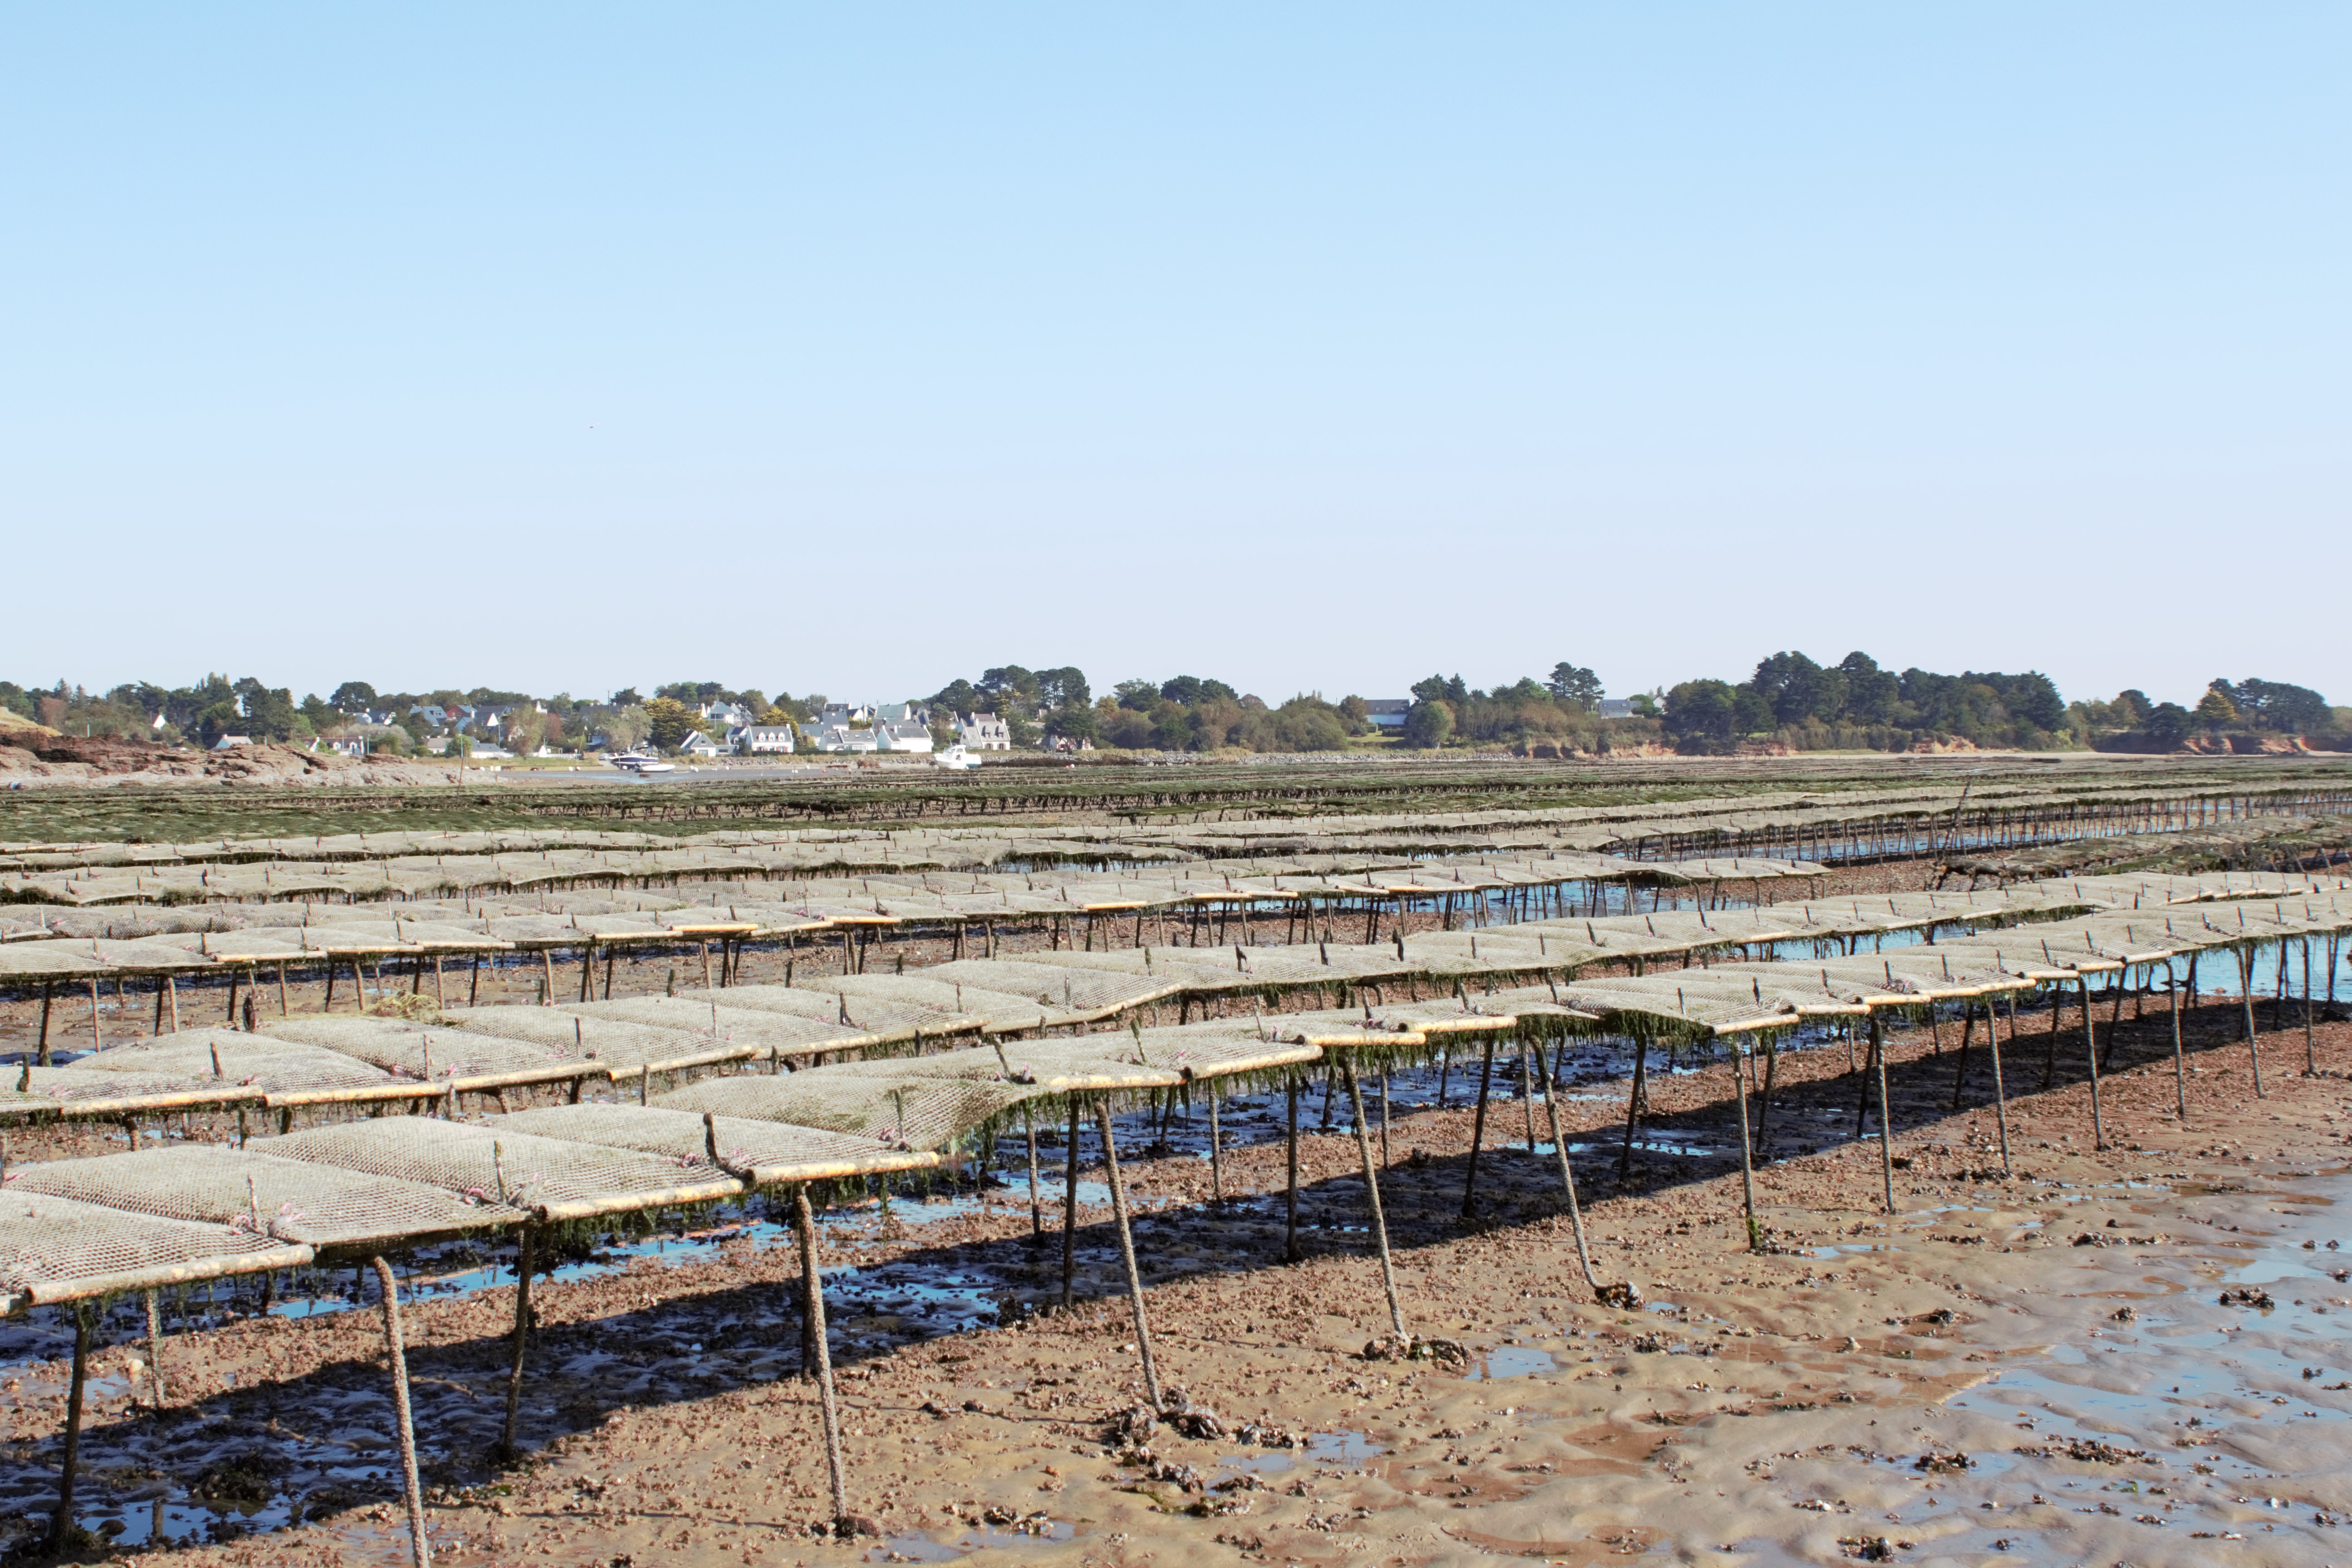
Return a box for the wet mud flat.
[8,1004,2352,1565]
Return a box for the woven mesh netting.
[799,974,1029,1028]
[77,1030,397,1095]
[493,1103,938,1183]
[0,946,115,980]
[917,960,1184,1018]
[559,997,876,1058]
[0,1190,304,1304]
[437,1005,715,1072]
[260,1017,588,1085]
[1115,1025,1328,1080]
[10,1144,524,1249]
[266,1117,748,1221]
[977,1037,1184,1092]
[10,1064,237,1108]
[698,983,966,1042]
[657,1067,1038,1152]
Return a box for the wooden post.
[2238,947,2264,1097]
[1520,1045,1536,1152]
[498,1227,537,1460]
[1342,1065,1408,1339]
[1948,1002,1977,1109]
[1207,1090,1224,1201]
[1461,1036,1498,1217]
[469,956,480,1007]
[36,982,52,1065]
[791,1186,852,1529]
[1024,1108,1043,1239]
[1988,995,2013,1176]
[370,1257,433,1568]
[2078,978,2107,1149]
[1872,1014,1896,1215]
[1093,1098,1163,1407]
[1533,1037,1601,1290]
[1619,1034,1648,1179]
[48,1303,92,1554]
[1732,1040,1761,1252]
[2168,962,2187,1120]
[144,1290,167,1409]
[434,957,445,1008]
[1380,1072,1392,1166]
[2304,937,2318,1075]
[1060,1097,1081,1311]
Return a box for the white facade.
[811,724,878,753]
[678,730,724,757]
[874,719,934,754]
[958,712,1011,750]
[702,701,756,729]
[730,724,796,755]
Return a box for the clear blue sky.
[5,6,2345,710]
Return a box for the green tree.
[644,697,695,750]
[1400,699,1455,748]
[603,705,652,750]
[2194,688,2239,730]
[2142,702,2192,747]
[195,701,242,746]
[330,681,377,712]
[1545,663,1603,711]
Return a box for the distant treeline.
[1,659,2340,758]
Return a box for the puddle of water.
[1929,1176,2352,1553]
[869,1520,1077,1562]
[1305,1429,1383,1465]
[1465,1345,1559,1381]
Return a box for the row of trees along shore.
[1,659,2342,758]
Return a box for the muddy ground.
[3,940,2350,1566]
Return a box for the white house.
[211,734,254,750]
[1596,699,1635,719]
[958,712,1011,750]
[702,700,756,729]
[875,701,928,726]
[677,730,724,758]
[1362,699,1411,730]
[815,702,874,728]
[311,736,366,758]
[810,724,877,753]
[874,719,934,754]
[730,724,796,755]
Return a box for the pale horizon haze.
[4,7,2345,712]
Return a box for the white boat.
[631,760,676,775]
[932,744,980,771]
[606,751,677,775]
